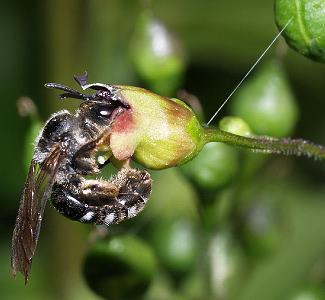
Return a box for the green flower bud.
[145,272,183,300]
[289,285,325,300]
[130,10,186,95]
[83,235,157,300]
[237,181,286,257]
[230,60,298,137]
[218,116,252,136]
[147,217,199,276]
[180,142,239,190]
[110,86,206,169]
[275,0,325,62]
[180,271,209,300]
[241,201,284,257]
[209,230,245,299]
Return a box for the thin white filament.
[206,18,293,126]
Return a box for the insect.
[11,73,152,283]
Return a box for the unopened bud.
[219,116,252,136]
[83,235,157,299]
[230,60,298,137]
[130,10,186,95]
[110,86,205,169]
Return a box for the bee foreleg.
[72,138,111,175]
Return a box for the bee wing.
[11,144,64,283]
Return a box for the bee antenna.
[44,83,95,101]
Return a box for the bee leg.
[81,179,119,199]
[51,169,152,225]
[72,136,111,175]
[72,140,101,174]
[100,168,152,224]
[51,176,90,222]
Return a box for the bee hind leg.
[51,169,152,225]
[101,168,152,224]
[85,168,152,225]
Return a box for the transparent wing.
[11,144,64,283]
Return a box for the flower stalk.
[204,128,325,160]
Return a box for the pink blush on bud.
[112,109,135,133]
[110,109,139,160]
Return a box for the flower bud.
[240,199,285,257]
[289,285,325,300]
[83,235,157,300]
[130,10,186,95]
[110,86,206,169]
[275,0,325,62]
[209,230,245,299]
[147,217,200,276]
[230,60,298,137]
[179,142,239,190]
[218,116,252,136]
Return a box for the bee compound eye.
[91,104,112,119]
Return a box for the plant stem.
[204,128,325,160]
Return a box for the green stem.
[204,128,325,160]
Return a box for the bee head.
[77,98,123,125]
[44,72,129,107]
[45,72,129,124]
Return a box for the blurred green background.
[2,0,325,299]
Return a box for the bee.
[11,73,152,283]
